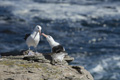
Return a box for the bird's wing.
[24,34,30,40]
[52,45,64,53]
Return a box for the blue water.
[0,0,120,80]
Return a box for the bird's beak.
[42,33,48,38]
[39,30,41,33]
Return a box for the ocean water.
[0,0,120,80]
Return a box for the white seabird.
[42,33,66,63]
[24,25,42,55]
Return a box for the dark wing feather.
[52,45,64,53]
[24,34,30,40]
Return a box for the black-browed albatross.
[24,25,42,55]
[42,33,67,63]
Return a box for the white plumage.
[46,35,60,48]
[42,33,66,62]
[51,52,66,62]
[25,25,42,52]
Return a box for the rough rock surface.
[0,51,94,80]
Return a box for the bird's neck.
[49,41,59,48]
[31,31,39,38]
[46,36,59,48]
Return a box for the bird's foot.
[27,51,35,56]
[35,52,40,55]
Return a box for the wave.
[70,53,120,80]
[0,0,120,80]
[1,0,120,23]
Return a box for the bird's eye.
[37,27,39,29]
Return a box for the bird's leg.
[27,47,30,55]
[35,47,37,53]
[27,47,34,56]
[28,47,30,51]
[35,47,39,55]
[27,47,30,54]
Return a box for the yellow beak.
[42,33,48,38]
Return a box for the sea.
[0,0,120,80]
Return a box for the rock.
[43,53,74,63]
[64,55,74,63]
[72,66,94,80]
[1,50,74,63]
[22,50,74,65]
[23,55,50,63]
[51,59,68,65]
[23,52,51,63]
[4,78,14,80]
[3,55,24,59]
[0,51,94,80]
[0,57,94,80]
[72,66,84,74]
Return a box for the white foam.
[70,52,120,80]
[90,64,104,72]
[1,0,120,23]
[0,0,14,6]
[112,56,120,60]
[116,62,120,67]
[90,64,106,80]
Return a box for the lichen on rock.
[0,51,94,80]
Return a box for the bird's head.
[34,25,42,33]
[42,33,59,46]
[42,33,54,41]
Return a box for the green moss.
[0,60,15,66]
[17,63,42,68]
[0,60,42,68]
[0,59,62,78]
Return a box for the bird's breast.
[34,33,40,41]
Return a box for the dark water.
[0,0,120,80]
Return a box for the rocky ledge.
[0,51,94,80]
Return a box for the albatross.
[24,25,42,55]
[42,33,66,63]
